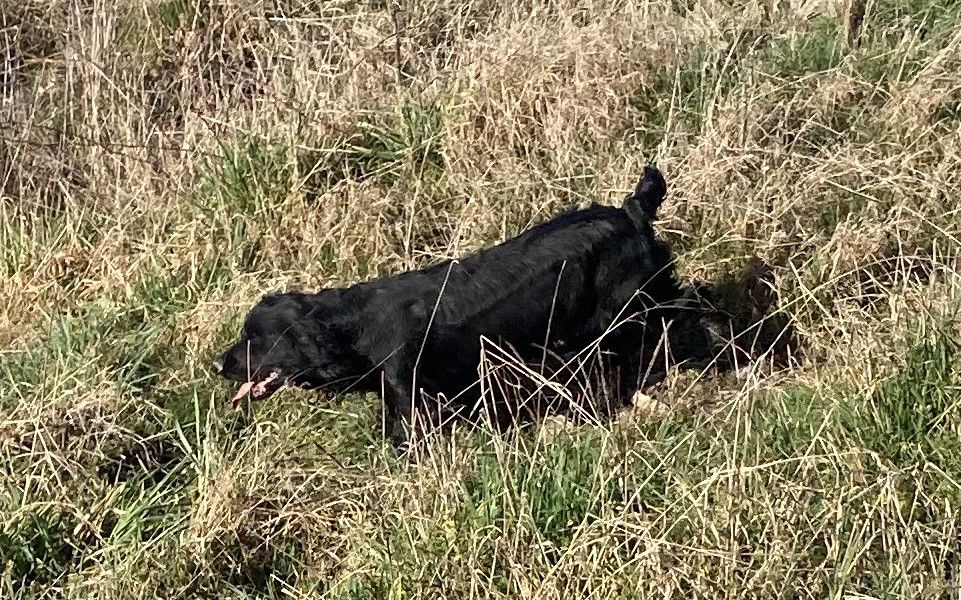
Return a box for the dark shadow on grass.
[668,256,799,378]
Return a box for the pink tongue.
[231,381,255,409]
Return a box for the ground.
[2,0,961,598]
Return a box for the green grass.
[767,15,845,76]
[0,502,79,589]
[463,432,606,548]
[629,42,742,147]
[155,0,206,32]
[841,325,961,471]
[301,102,446,190]
[192,136,292,274]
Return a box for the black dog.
[214,166,683,448]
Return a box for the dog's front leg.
[384,376,451,457]
[383,377,415,453]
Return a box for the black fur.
[215,167,683,449]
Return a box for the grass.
[3,0,961,597]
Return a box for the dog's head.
[213,291,362,408]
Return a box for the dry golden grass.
[3,0,961,597]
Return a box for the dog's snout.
[212,358,224,374]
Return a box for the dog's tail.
[623,165,667,227]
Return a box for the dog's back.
[354,166,678,412]
[363,165,671,319]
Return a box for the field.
[3,0,961,597]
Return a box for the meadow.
[2,0,961,597]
